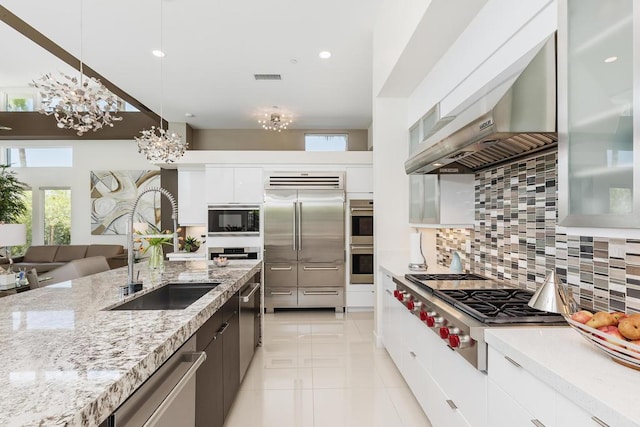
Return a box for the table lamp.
[0,224,27,269]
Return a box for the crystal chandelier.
[259,112,292,132]
[135,0,186,163]
[31,1,121,137]
[136,126,186,163]
[33,73,122,136]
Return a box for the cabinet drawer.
[265,263,297,287]
[488,346,555,427]
[298,263,344,287]
[265,287,297,308]
[298,287,343,308]
[488,379,539,427]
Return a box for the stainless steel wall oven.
[349,199,373,284]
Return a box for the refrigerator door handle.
[270,266,293,271]
[297,202,302,251]
[292,201,297,251]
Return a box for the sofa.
[4,244,127,273]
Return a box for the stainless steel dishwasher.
[107,335,206,427]
[239,279,261,381]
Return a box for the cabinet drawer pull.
[591,416,609,427]
[270,266,293,271]
[240,283,260,302]
[385,289,392,295]
[303,266,339,271]
[303,290,339,296]
[270,291,293,296]
[531,419,545,427]
[217,322,229,335]
[504,355,521,367]
[446,400,457,410]
[409,351,416,358]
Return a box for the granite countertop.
[485,327,640,427]
[0,259,261,426]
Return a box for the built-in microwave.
[207,205,260,236]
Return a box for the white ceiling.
[0,0,379,130]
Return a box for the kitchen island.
[0,259,261,426]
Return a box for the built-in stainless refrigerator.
[264,180,345,312]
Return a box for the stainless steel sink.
[109,282,222,310]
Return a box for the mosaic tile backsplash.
[435,151,640,314]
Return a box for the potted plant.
[0,164,28,224]
[183,236,201,253]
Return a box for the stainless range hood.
[405,36,557,175]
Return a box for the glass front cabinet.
[558,0,640,227]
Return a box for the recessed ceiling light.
[290,58,298,64]
[433,163,444,167]
[185,113,194,118]
[604,56,618,63]
[319,51,332,59]
[152,50,165,58]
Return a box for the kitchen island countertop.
[486,327,640,427]
[0,259,261,426]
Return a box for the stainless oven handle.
[350,208,373,213]
[303,266,339,271]
[240,283,261,303]
[142,351,206,427]
[303,290,339,296]
[270,266,293,271]
[350,245,374,250]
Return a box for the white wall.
[372,0,432,95]
[1,140,158,246]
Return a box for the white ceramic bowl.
[213,258,229,267]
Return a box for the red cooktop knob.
[419,311,428,321]
[449,335,461,348]
[407,300,414,310]
[426,316,435,327]
[393,290,399,298]
[439,327,450,339]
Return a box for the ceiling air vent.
[254,74,282,81]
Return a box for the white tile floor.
[224,309,433,427]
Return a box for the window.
[305,134,348,151]
[6,147,73,168]
[43,188,71,245]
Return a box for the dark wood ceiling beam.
[0,5,163,126]
[0,112,159,140]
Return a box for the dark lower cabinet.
[196,292,240,427]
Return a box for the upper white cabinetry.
[178,168,206,225]
[346,167,373,193]
[205,167,263,204]
[409,174,474,226]
[558,0,640,227]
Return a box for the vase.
[148,244,165,270]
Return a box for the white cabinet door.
[427,372,471,427]
[178,169,206,225]
[346,167,373,193]
[487,346,556,427]
[205,167,234,203]
[555,393,608,427]
[488,379,538,427]
[205,167,263,204]
[234,167,263,203]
